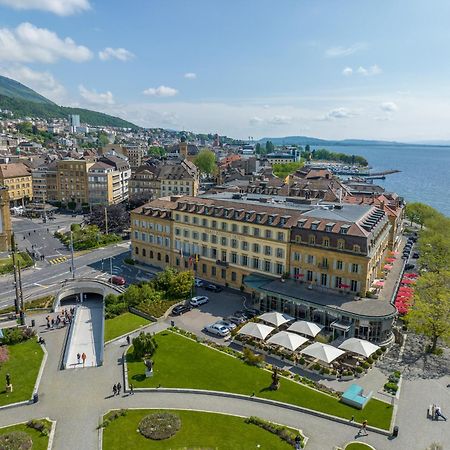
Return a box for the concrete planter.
[340,375,354,381]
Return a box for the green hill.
[0,75,138,129]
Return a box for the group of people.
[76,352,87,366]
[112,382,122,396]
[431,404,447,421]
[45,308,75,329]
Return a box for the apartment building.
[131,193,396,344]
[0,163,33,206]
[56,159,94,208]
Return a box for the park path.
[0,313,448,450]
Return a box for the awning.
[404,273,418,278]
[389,251,399,255]
[258,311,295,327]
[301,342,345,364]
[385,258,396,263]
[267,331,309,351]
[238,322,275,340]
[287,320,323,338]
[373,280,385,287]
[401,278,415,284]
[383,264,393,270]
[339,283,350,289]
[338,338,380,358]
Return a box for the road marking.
[34,283,49,288]
[48,256,68,265]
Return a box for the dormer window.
[325,222,335,233]
[340,225,350,234]
[311,221,320,230]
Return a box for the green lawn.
[0,339,44,406]
[126,332,393,430]
[0,421,50,450]
[345,443,375,450]
[104,312,150,342]
[102,409,294,449]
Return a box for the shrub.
[242,347,264,367]
[366,357,374,364]
[384,382,399,392]
[321,367,330,375]
[372,353,379,360]
[99,409,128,428]
[355,366,364,373]
[26,419,51,436]
[313,363,321,371]
[1,327,35,345]
[132,332,158,359]
[376,348,383,356]
[361,361,370,369]
[394,370,401,378]
[298,357,306,365]
[0,431,33,449]
[342,370,353,377]
[138,413,181,440]
[124,257,135,265]
[245,416,302,447]
[381,346,387,352]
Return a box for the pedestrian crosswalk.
[48,256,68,265]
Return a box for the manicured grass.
[126,332,393,430]
[0,339,44,406]
[345,443,375,450]
[102,409,294,449]
[0,421,51,450]
[104,312,150,342]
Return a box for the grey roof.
[301,204,373,223]
[254,278,396,319]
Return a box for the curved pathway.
[0,313,448,450]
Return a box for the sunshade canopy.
[267,331,309,351]
[301,342,345,364]
[287,320,323,338]
[258,311,295,327]
[238,322,275,340]
[338,338,380,358]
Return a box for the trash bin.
[170,320,175,327]
[392,425,399,437]
[33,393,38,403]
[31,319,35,327]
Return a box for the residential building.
[166,136,199,162]
[0,163,33,206]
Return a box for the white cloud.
[267,115,292,125]
[249,116,264,126]
[0,22,92,64]
[0,0,90,15]
[318,107,357,121]
[184,72,197,79]
[380,101,398,112]
[98,47,135,62]
[0,64,66,103]
[342,67,353,76]
[325,43,366,58]
[79,85,114,105]
[143,85,178,97]
[357,65,382,76]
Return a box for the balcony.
[216,259,229,267]
[317,263,329,269]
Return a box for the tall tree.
[405,271,450,353]
[265,140,274,153]
[194,148,217,175]
[255,143,261,154]
[87,204,130,233]
[405,202,438,228]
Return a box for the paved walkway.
[0,312,448,450]
[65,301,103,369]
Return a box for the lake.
[311,144,450,216]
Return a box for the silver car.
[204,323,230,337]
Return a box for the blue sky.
[1,0,450,140]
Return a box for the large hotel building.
[131,193,397,344]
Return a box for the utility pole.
[109,256,113,282]
[11,234,20,315]
[104,207,109,234]
[17,259,25,325]
[70,230,75,279]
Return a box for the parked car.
[194,278,204,287]
[109,275,126,286]
[412,252,420,259]
[171,304,192,316]
[189,295,209,307]
[204,284,223,292]
[204,323,230,337]
[405,263,415,270]
[215,319,237,331]
[234,309,257,319]
[228,315,247,325]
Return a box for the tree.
[128,193,152,210]
[97,132,109,147]
[87,204,130,234]
[168,270,194,299]
[148,146,166,157]
[418,229,450,273]
[405,202,438,228]
[194,149,216,175]
[132,332,158,359]
[265,140,274,154]
[405,271,450,353]
[255,143,261,154]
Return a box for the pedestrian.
[81,352,86,366]
[77,353,81,364]
[117,382,121,396]
[51,318,55,327]
[358,420,368,436]
[435,406,447,421]
[126,335,131,345]
[112,384,117,396]
[130,384,134,395]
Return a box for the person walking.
[76,353,81,365]
[112,384,117,396]
[81,352,86,367]
[129,384,134,395]
[126,335,131,345]
[435,406,447,421]
[117,382,122,396]
[358,420,368,436]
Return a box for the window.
[221,237,228,246]
[157,253,161,261]
[323,238,329,247]
[321,257,328,268]
[202,233,208,242]
[337,260,343,270]
[201,246,208,257]
[212,267,216,276]
[241,255,248,266]
[337,240,345,250]
[165,255,169,263]
[353,245,361,253]
[221,250,227,261]
[232,223,238,233]
[183,229,189,238]
[231,272,237,282]
[184,215,189,223]
[150,251,154,259]
[135,246,139,255]
[307,254,314,264]
[252,257,259,269]
[211,235,217,244]
[211,248,217,259]
[192,217,198,225]
[307,270,313,282]
[276,263,284,275]
[221,269,226,279]
[202,264,207,274]
[242,226,249,234]
[192,231,199,240]
[293,252,300,261]
[335,276,342,288]
[351,263,359,273]
[321,273,328,286]
[221,222,228,231]
[277,232,284,241]
[252,243,260,253]
[202,218,208,227]
[265,230,272,239]
[231,239,238,248]
[276,248,284,258]
[212,220,217,229]
[264,246,272,256]
[142,248,146,257]
[351,280,358,292]
[241,241,249,251]
[253,228,260,237]
[231,252,238,264]
[175,214,180,221]
[264,260,271,272]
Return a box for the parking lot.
[168,286,249,343]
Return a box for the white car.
[204,323,230,337]
[215,319,237,331]
[189,295,209,307]
[194,278,204,287]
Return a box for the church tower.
[0,187,12,252]
[179,135,188,160]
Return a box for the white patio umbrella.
[301,342,345,364]
[287,320,323,338]
[257,311,295,327]
[338,338,380,358]
[266,331,309,351]
[238,322,275,340]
